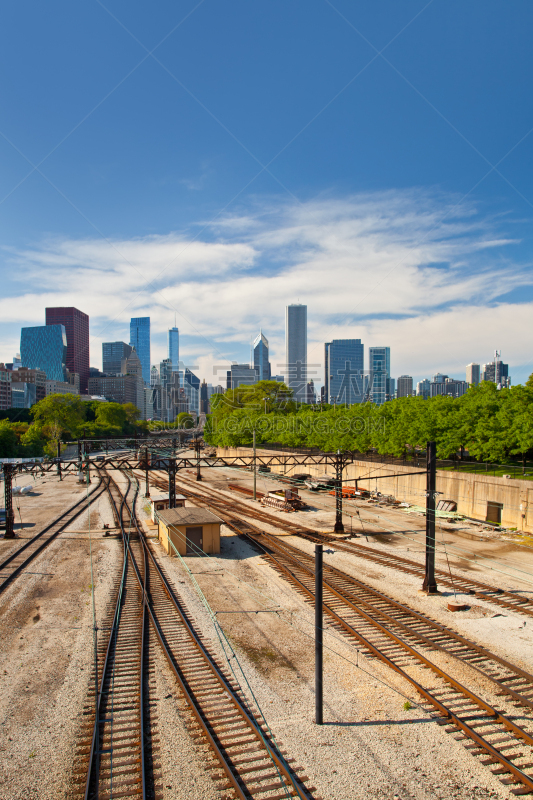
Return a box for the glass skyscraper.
[168,327,180,370]
[368,347,390,405]
[324,339,364,405]
[253,331,271,381]
[285,304,307,402]
[102,341,132,375]
[130,317,151,385]
[20,325,67,382]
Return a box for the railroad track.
[76,468,317,800]
[146,471,533,794]
[0,473,105,596]
[154,470,533,619]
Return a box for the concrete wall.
[216,446,532,532]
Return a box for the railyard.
[1,445,533,800]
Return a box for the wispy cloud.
[1,189,530,382]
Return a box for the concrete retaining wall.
[216,446,532,532]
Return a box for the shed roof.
[158,507,223,526]
[150,493,185,502]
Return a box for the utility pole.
[3,464,15,539]
[422,441,438,594]
[168,458,176,508]
[334,450,344,533]
[195,438,202,482]
[253,428,257,500]
[84,453,91,485]
[57,440,62,481]
[315,544,323,724]
[144,446,150,498]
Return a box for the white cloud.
[1,190,531,384]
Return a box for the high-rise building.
[368,347,390,405]
[226,364,259,390]
[150,365,159,387]
[466,363,480,386]
[20,325,67,383]
[397,375,414,398]
[417,379,430,399]
[45,307,89,392]
[482,353,510,388]
[179,363,200,416]
[324,339,364,405]
[253,331,271,381]
[200,380,209,413]
[168,327,180,370]
[285,304,307,403]
[431,378,469,398]
[387,377,396,400]
[102,342,133,375]
[0,364,12,410]
[129,317,151,385]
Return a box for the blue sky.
[1,1,533,386]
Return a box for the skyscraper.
[417,379,430,399]
[45,307,89,392]
[102,342,133,375]
[397,375,414,398]
[130,317,151,385]
[253,331,271,381]
[168,327,180,370]
[368,347,390,405]
[466,363,480,386]
[324,339,364,405]
[285,304,307,402]
[20,325,68,382]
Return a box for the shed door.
[186,526,203,555]
[486,501,503,524]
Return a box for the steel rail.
[157,471,533,618]
[119,470,316,800]
[160,475,533,713]
[147,472,533,793]
[0,474,105,595]
[245,532,533,795]
[247,533,533,713]
[78,471,148,800]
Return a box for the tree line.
[204,378,533,463]
[0,395,147,458]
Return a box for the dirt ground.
[1,467,532,799]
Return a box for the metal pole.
[334,450,344,533]
[253,428,256,501]
[196,439,202,482]
[315,544,323,724]
[144,446,150,498]
[172,436,177,456]
[85,453,92,484]
[57,440,62,481]
[422,441,438,594]
[168,458,176,508]
[3,464,15,539]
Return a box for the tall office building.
[482,353,510,388]
[253,331,271,381]
[150,365,160,387]
[168,327,180,370]
[417,379,430,399]
[20,325,68,382]
[368,347,390,405]
[102,342,133,375]
[324,339,364,405]
[130,317,151,385]
[285,304,307,402]
[45,307,89,392]
[466,363,480,386]
[397,375,414,398]
[226,364,259,390]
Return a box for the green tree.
[0,421,18,457]
[95,403,128,428]
[123,402,141,423]
[176,412,195,429]
[19,424,46,457]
